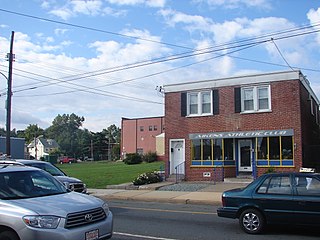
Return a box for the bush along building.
[164,70,320,182]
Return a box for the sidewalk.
[89,180,250,205]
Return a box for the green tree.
[102,124,120,160]
[23,124,45,144]
[45,113,85,157]
[0,128,6,136]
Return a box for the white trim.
[187,90,212,116]
[164,70,300,92]
[241,85,271,113]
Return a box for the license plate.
[86,229,99,240]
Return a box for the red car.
[58,157,75,164]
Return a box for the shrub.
[142,151,158,163]
[123,153,142,165]
[132,171,162,185]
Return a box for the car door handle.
[298,201,306,205]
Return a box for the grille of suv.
[65,207,106,228]
[70,183,85,192]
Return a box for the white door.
[238,139,252,172]
[170,140,185,174]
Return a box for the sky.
[0,0,320,132]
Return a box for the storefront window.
[256,136,294,166]
[269,137,280,160]
[191,139,201,160]
[257,137,267,159]
[281,136,293,159]
[224,139,234,160]
[203,139,212,160]
[191,139,235,166]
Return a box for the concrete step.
[224,177,253,184]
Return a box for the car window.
[0,170,67,200]
[295,176,320,196]
[257,176,292,195]
[32,163,64,176]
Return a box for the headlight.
[102,202,109,214]
[23,216,60,229]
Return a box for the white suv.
[0,162,113,240]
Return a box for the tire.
[0,231,19,240]
[239,209,265,234]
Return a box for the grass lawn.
[57,161,165,189]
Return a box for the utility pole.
[6,31,14,157]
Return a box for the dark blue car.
[217,172,320,234]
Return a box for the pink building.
[121,117,165,159]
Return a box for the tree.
[102,124,121,143]
[102,124,120,160]
[23,124,45,144]
[45,113,85,157]
[0,128,5,136]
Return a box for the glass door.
[238,139,252,172]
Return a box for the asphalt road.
[108,200,320,240]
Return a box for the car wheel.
[0,231,20,240]
[239,209,265,234]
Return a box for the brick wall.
[121,117,165,159]
[165,79,319,180]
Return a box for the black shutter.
[213,89,219,114]
[181,92,187,117]
[234,87,241,113]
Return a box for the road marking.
[111,205,217,215]
[114,232,180,240]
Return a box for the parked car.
[217,172,320,234]
[16,160,87,193]
[58,157,76,164]
[0,162,113,240]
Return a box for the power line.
[0,8,193,50]
[271,38,295,71]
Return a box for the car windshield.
[0,170,68,200]
[27,162,65,176]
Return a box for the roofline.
[122,116,164,121]
[163,70,320,105]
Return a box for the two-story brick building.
[164,70,320,181]
[121,117,165,159]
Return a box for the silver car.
[0,163,113,240]
[16,159,87,193]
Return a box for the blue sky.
[0,0,320,132]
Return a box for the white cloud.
[106,0,166,8]
[159,9,211,29]
[0,30,169,131]
[194,0,271,9]
[307,7,320,44]
[70,0,103,15]
[54,28,68,36]
[49,8,74,20]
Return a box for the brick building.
[164,70,320,181]
[121,117,165,159]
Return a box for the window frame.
[187,91,213,116]
[241,85,271,113]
